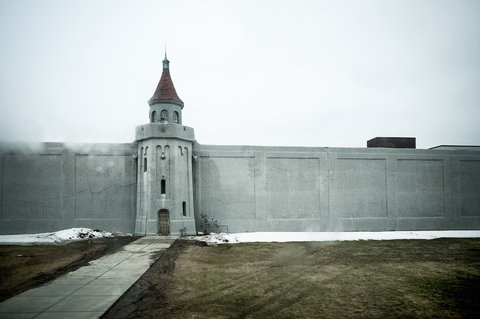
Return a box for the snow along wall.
[0,142,137,234]
[193,144,480,233]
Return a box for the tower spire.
[149,54,183,107]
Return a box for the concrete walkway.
[0,236,177,319]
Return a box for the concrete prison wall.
[2,141,479,235]
[0,142,137,234]
[193,144,480,232]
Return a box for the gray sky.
[1,0,479,148]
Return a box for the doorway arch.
[158,209,170,235]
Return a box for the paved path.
[0,236,177,319]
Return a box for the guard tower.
[135,54,196,235]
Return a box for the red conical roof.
[148,57,183,107]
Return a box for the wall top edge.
[0,141,137,155]
[194,143,480,156]
[2,141,480,157]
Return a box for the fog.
[1,0,479,148]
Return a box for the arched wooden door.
[158,210,170,235]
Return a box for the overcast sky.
[1,0,479,149]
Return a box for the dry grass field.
[105,238,480,319]
[0,236,137,302]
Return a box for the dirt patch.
[0,236,138,302]
[102,239,207,319]
[103,238,480,319]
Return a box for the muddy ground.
[0,236,138,302]
[103,238,480,319]
[102,239,206,319]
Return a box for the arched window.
[160,110,168,123]
[151,111,157,123]
[144,157,147,172]
[182,201,186,216]
[173,111,179,123]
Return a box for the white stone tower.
[134,54,196,235]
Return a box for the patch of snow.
[192,231,480,245]
[0,228,113,245]
[192,233,239,244]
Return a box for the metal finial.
[162,44,170,69]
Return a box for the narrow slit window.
[182,201,186,216]
[144,157,147,172]
[161,179,166,194]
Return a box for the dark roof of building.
[148,57,183,107]
[367,137,416,149]
[429,145,480,151]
